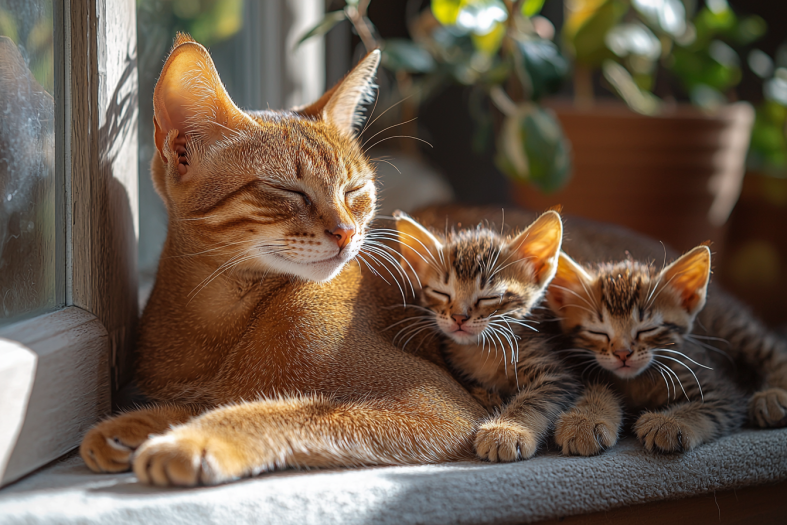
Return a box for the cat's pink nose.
[452,314,468,325]
[614,349,633,361]
[327,226,355,250]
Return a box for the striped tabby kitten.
[393,210,580,462]
[547,247,749,454]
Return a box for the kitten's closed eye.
[428,289,451,301]
[476,296,502,307]
[585,330,611,342]
[635,327,660,339]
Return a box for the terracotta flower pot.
[514,101,754,254]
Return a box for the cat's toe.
[80,418,155,473]
[749,388,787,428]
[475,421,538,462]
[555,411,617,456]
[133,431,240,487]
[635,413,697,453]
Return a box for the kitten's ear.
[298,50,380,137]
[658,245,712,315]
[506,210,563,288]
[393,211,442,276]
[153,33,254,171]
[546,253,594,311]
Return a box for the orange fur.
[80,36,484,486]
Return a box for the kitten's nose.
[452,314,468,325]
[614,349,633,361]
[327,225,355,250]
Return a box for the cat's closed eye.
[635,326,660,339]
[476,296,502,306]
[585,330,611,342]
[428,289,451,301]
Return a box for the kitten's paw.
[634,412,699,453]
[475,421,538,462]
[749,388,787,428]
[133,429,246,487]
[554,410,618,456]
[81,417,158,473]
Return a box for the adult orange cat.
[79,35,567,486]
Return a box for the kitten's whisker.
[401,325,435,351]
[383,316,435,331]
[652,361,676,400]
[688,334,730,345]
[656,356,702,402]
[653,348,712,370]
[683,335,735,363]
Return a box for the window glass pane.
[0,0,59,325]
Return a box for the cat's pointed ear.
[505,210,563,288]
[153,33,254,170]
[393,210,442,276]
[546,253,594,311]
[658,245,712,315]
[297,50,380,137]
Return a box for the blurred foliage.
[0,2,54,93]
[564,0,787,175]
[136,0,243,47]
[298,0,573,193]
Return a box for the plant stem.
[573,64,594,109]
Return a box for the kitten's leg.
[701,291,787,427]
[554,383,622,456]
[468,386,503,414]
[634,383,746,453]
[80,404,202,473]
[474,362,580,463]
[132,393,480,486]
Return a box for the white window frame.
[0,0,138,487]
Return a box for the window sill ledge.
[1,429,786,524]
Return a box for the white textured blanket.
[1,428,785,524]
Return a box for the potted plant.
[298,0,574,197]
[514,0,777,253]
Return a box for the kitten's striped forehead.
[445,229,506,282]
[596,261,657,317]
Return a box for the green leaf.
[382,39,436,73]
[562,0,628,68]
[295,10,346,48]
[515,39,569,100]
[522,0,547,17]
[495,105,572,193]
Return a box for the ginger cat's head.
[546,246,712,379]
[151,34,380,282]
[394,211,563,345]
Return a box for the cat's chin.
[265,250,357,282]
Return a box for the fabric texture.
[1,428,785,524]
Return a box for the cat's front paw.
[475,421,538,462]
[749,388,787,428]
[133,428,249,486]
[554,410,618,456]
[81,416,158,473]
[634,412,700,453]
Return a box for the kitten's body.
[418,204,787,453]
[393,212,580,462]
